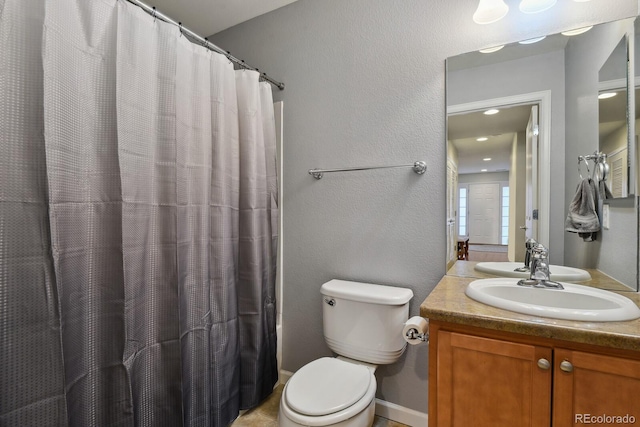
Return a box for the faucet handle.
[531,243,548,259]
[525,238,538,249]
[530,243,551,281]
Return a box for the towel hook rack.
[577,151,608,181]
[577,156,591,180]
[308,161,427,180]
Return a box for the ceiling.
[145,0,300,36]
[448,104,534,175]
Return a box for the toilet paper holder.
[405,327,429,343]
[403,316,429,345]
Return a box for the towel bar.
[308,161,426,180]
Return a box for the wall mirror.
[445,17,638,292]
[598,36,629,198]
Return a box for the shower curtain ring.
[152,6,157,22]
[178,22,183,36]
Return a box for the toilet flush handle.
[324,298,336,306]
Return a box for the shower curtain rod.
[126,0,285,90]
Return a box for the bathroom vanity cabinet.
[429,321,640,427]
[421,275,640,427]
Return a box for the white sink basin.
[465,278,640,322]
[474,261,591,282]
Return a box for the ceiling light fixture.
[519,0,557,14]
[477,137,489,142]
[481,169,488,172]
[598,92,617,99]
[479,45,505,53]
[561,26,593,36]
[473,0,509,25]
[483,158,492,161]
[484,109,500,115]
[519,36,546,44]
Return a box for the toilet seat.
[285,357,371,416]
[280,358,377,426]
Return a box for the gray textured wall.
[597,197,638,286]
[212,0,638,413]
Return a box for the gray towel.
[598,178,613,201]
[565,178,600,241]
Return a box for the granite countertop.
[420,275,640,352]
[447,260,632,292]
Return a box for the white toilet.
[279,279,413,427]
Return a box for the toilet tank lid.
[321,279,413,305]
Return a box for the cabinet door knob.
[560,360,574,373]
[537,358,551,370]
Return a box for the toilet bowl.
[278,279,414,427]
[278,358,377,427]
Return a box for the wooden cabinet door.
[553,348,640,426]
[436,331,552,427]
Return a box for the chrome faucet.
[517,243,564,289]
[514,238,537,272]
[530,245,551,280]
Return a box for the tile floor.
[230,385,410,427]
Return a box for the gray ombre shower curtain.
[0,0,278,425]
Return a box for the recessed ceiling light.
[561,26,593,36]
[483,158,492,161]
[519,36,546,45]
[481,169,488,172]
[477,137,489,142]
[479,45,505,53]
[484,109,500,115]
[598,92,617,99]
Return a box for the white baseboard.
[375,398,428,427]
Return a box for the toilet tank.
[320,279,414,365]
